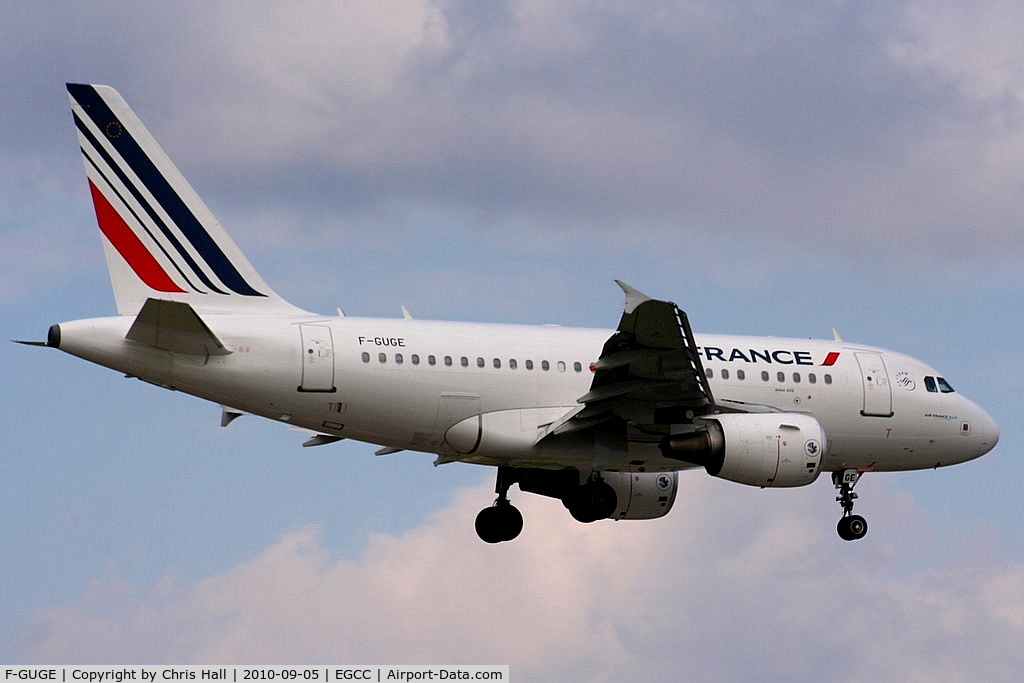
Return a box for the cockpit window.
[924,376,955,393]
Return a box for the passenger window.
[761,371,769,382]
[721,369,729,380]
[777,372,785,382]
[937,377,955,393]
[542,360,550,371]
[824,374,832,385]
[460,356,469,367]
[737,369,745,381]
[493,358,501,369]
[411,354,419,365]
[444,355,453,367]
[793,373,800,383]
[510,359,518,370]
[574,362,582,372]
[475,357,484,368]
[809,373,816,384]
[361,352,370,363]
[395,353,404,365]
[378,353,387,364]
[526,360,534,370]
[557,361,566,372]
[428,355,436,366]
[925,376,937,393]
[706,368,714,379]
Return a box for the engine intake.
[661,413,825,487]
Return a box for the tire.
[565,481,617,523]
[475,506,504,543]
[837,515,868,541]
[475,503,523,543]
[496,503,523,541]
[846,514,867,539]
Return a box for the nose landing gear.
[833,469,868,541]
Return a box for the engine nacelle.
[604,471,678,520]
[661,413,825,487]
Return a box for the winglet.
[614,280,652,314]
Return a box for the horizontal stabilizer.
[126,298,231,356]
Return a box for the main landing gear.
[562,478,617,523]
[833,469,868,541]
[474,467,620,542]
[475,467,523,543]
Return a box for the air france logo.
[696,347,840,366]
[804,440,821,457]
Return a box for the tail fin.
[67,83,305,316]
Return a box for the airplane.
[19,83,1000,543]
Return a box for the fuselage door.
[298,324,336,392]
[855,352,892,417]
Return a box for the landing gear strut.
[475,467,523,543]
[833,469,868,541]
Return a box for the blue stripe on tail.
[67,83,265,297]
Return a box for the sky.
[2,0,1023,678]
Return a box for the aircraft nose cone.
[974,408,1000,456]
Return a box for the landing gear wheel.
[832,469,868,541]
[476,467,524,543]
[475,502,523,543]
[837,514,868,541]
[564,480,617,523]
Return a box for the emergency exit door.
[298,324,336,392]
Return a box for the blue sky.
[3,1,1023,678]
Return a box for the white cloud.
[15,476,1024,680]
[7,0,1024,297]
[135,1,1024,271]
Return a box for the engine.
[661,412,825,487]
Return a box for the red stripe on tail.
[88,180,185,293]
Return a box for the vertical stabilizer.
[67,83,306,315]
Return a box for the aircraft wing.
[548,281,717,440]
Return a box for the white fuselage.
[54,313,999,475]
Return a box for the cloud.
[14,476,1024,680]
[6,0,1024,305]
[144,1,1024,271]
